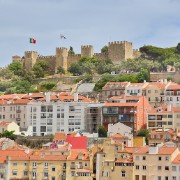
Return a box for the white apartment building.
[165,84,180,107]
[125,82,148,96]
[27,93,92,136]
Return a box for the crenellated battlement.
[12,40,140,73]
[37,55,55,59]
[81,45,93,48]
[56,47,68,50]
[108,41,132,45]
[68,54,81,57]
[25,51,38,53]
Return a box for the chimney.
[74,93,78,102]
[167,103,172,111]
[46,92,50,102]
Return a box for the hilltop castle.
[12,41,141,74]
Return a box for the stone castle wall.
[12,41,141,73]
[37,55,56,75]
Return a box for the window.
[148,90,151,93]
[165,177,168,180]
[172,166,176,171]
[165,156,169,161]
[165,166,169,171]
[158,176,161,180]
[13,162,17,166]
[135,156,139,160]
[32,162,36,167]
[157,166,161,170]
[52,167,55,172]
[44,171,48,178]
[155,90,158,93]
[143,156,146,160]
[52,177,55,180]
[24,162,28,166]
[168,121,172,125]
[121,171,126,177]
[12,170,17,176]
[44,162,48,167]
[142,166,146,170]
[158,157,162,161]
[32,171,36,178]
[168,115,173,118]
[172,177,176,180]
[24,171,28,176]
[136,165,139,170]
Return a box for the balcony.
[130,93,138,96]
[16,118,21,121]
[70,164,76,169]
[16,109,21,113]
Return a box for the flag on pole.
[30,38,36,44]
[60,34,66,39]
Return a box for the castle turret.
[56,47,68,72]
[108,41,133,64]
[24,51,38,71]
[81,45,94,58]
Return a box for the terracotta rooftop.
[67,149,89,160]
[158,146,177,155]
[104,102,137,107]
[166,84,180,90]
[172,154,180,164]
[53,132,67,141]
[111,133,126,139]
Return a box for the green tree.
[33,64,45,78]
[94,73,115,91]
[101,46,108,53]
[15,80,31,93]
[68,46,75,55]
[40,82,56,91]
[137,129,149,145]
[0,68,13,79]
[176,43,180,54]
[68,63,83,76]
[33,60,50,78]
[98,126,107,137]
[137,68,150,82]
[57,66,65,75]
[1,130,16,140]
[8,62,23,76]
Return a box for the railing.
[70,165,76,169]
[16,109,21,113]
[16,118,21,121]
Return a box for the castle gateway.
[12,41,140,74]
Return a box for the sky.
[1,0,180,67]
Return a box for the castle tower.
[81,45,94,58]
[108,41,133,64]
[24,51,38,71]
[56,47,68,72]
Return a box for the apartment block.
[102,96,151,133]
[165,84,180,107]
[27,94,92,135]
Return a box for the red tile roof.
[67,149,89,160]
[0,121,9,127]
[104,102,137,107]
[53,132,66,141]
[66,136,87,150]
[158,146,177,155]
[167,84,180,90]
[103,82,129,89]
[172,154,180,164]
[13,99,32,104]
[111,133,126,139]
